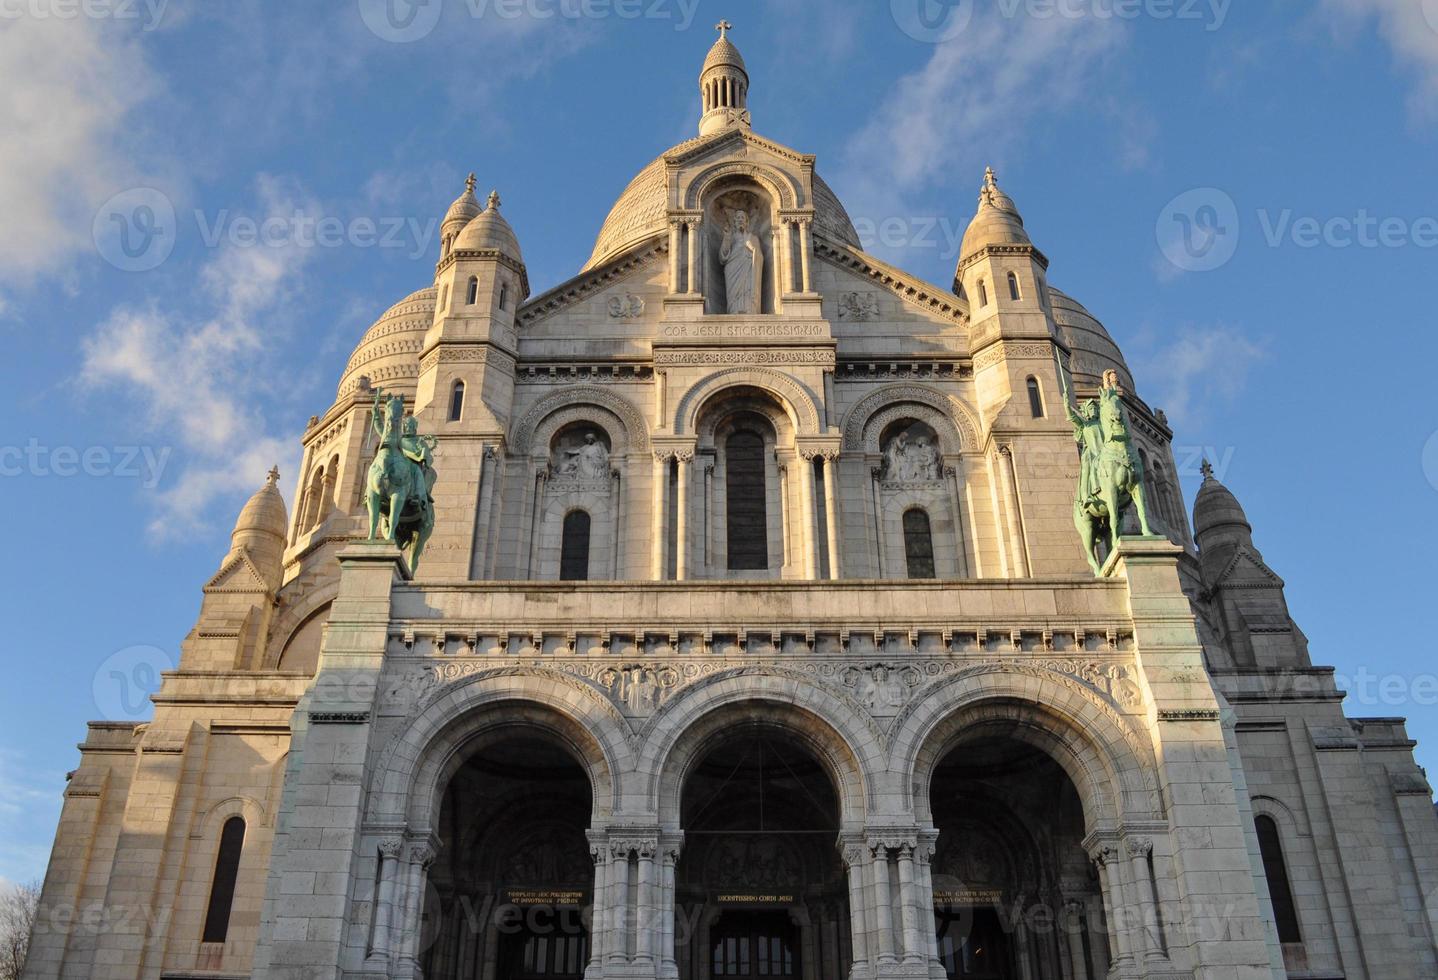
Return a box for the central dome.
[581,140,862,272]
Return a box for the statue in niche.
[556,432,610,480]
[883,430,941,482]
[719,208,764,314]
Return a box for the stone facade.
[23,27,1438,980]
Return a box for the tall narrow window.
[203,817,246,944]
[499,282,510,310]
[725,431,768,570]
[560,510,592,581]
[448,380,466,422]
[1255,816,1302,944]
[1026,377,1045,418]
[466,276,479,305]
[903,508,936,579]
[977,279,988,307]
[1008,271,1021,300]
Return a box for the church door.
[710,910,799,978]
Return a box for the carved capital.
[378,838,402,858]
[653,450,674,464]
[674,449,695,463]
[409,843,437,868]
[1125,836,1153,859]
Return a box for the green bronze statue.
[366,389,437,572]
[1064,367,1154,575]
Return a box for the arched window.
[466,276,479,305]
[1007,271,1021,300]
[202,816,246,944]
[977,279,988,307]
[448,380,466,422]
[903,508,936,580]
[1255,816,1301,943]
[439,286,447,312]
[499,282,510,311]
[1026,377,1044,418]
[726,431,768,571]
[560,510,592,581]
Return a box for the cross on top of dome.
[715,19,731,38]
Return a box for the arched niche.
[702,179,778,314]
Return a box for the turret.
[955,168,1053,344]
[699,21,751,137]
[439,173,481,261]
[227,465,287,588]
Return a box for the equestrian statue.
[1063,367,1154,575]
[366,389,438,572]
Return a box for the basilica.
[22,25,1438,980]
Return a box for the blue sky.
[2,0,1438,886]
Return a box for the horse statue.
[1065,368,1154,575]
[366,390,437,572]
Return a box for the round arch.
[637,667,881,829]
[511,386,650,456]
[675,368,823,436]
[366,667,633,832]
[681,160,802,212]
[841,384,981,455]
[892,670,1161,832]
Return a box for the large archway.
[422,734,596,980]
[675,727,851,980]
[928,736,1108,980]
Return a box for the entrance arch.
[675,725,851,980]
[927,736,1110,980]
[423,733,596,980]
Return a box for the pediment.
[1214,547,1285,589]
[665,127,815,172]
[519,238,667,328]
[205,550,270,592]
[816,239,969,327]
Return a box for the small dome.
[336,286,435,400]
[1048,287,1135,393]
[703,32,747,76]
[959,167,1032,259]
[442,174,481,233]
[232,467,287,546]
[454,190,523,263]
[1193,465,1252,543]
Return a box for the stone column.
[799,453,819,579]
[821,454,842,579]
[996,444,1030,576]
[367,838,403,967]
[777,462,791,570]
[636,842,657,965]
[1062,900,1089,980]
[896,844,922,965]
[869,466,888,578]
[779,219,794,295]
[661,839,683,978]
[915,833,941,965]
[870,843,897,965]
[1126,836,1161,961]
[668,221,681,294]
[686,219,700,295]
[608,844,631,966]
[589,839,609,971]
[945,462,972,578]
[651,452,670,580]
[842,841,870,974]
[1089,844,1130,969]
[798,219,813,293]
[675,451,692,580]
[397,842,437,978]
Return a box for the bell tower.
[699,21,752,137]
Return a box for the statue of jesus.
[720,209,763,314]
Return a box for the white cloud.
[1131,324,1266,427]
[837,7,1127,231]
[81,175,313,539]
[0,751,57,885]
[1319,0,1438,117]
[0,15,159,282]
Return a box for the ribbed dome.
[1048,287,1135,393]
[336,287,434,400]
[959,167,1032,259]
[232,468,287,546]
[581,146,861,272]
[442,174,481,235]
[1193,468,1252,542]
[454,191,523,262]
[703,34,747,75]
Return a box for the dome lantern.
[699,20,752,137]
[440,173,481,260]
